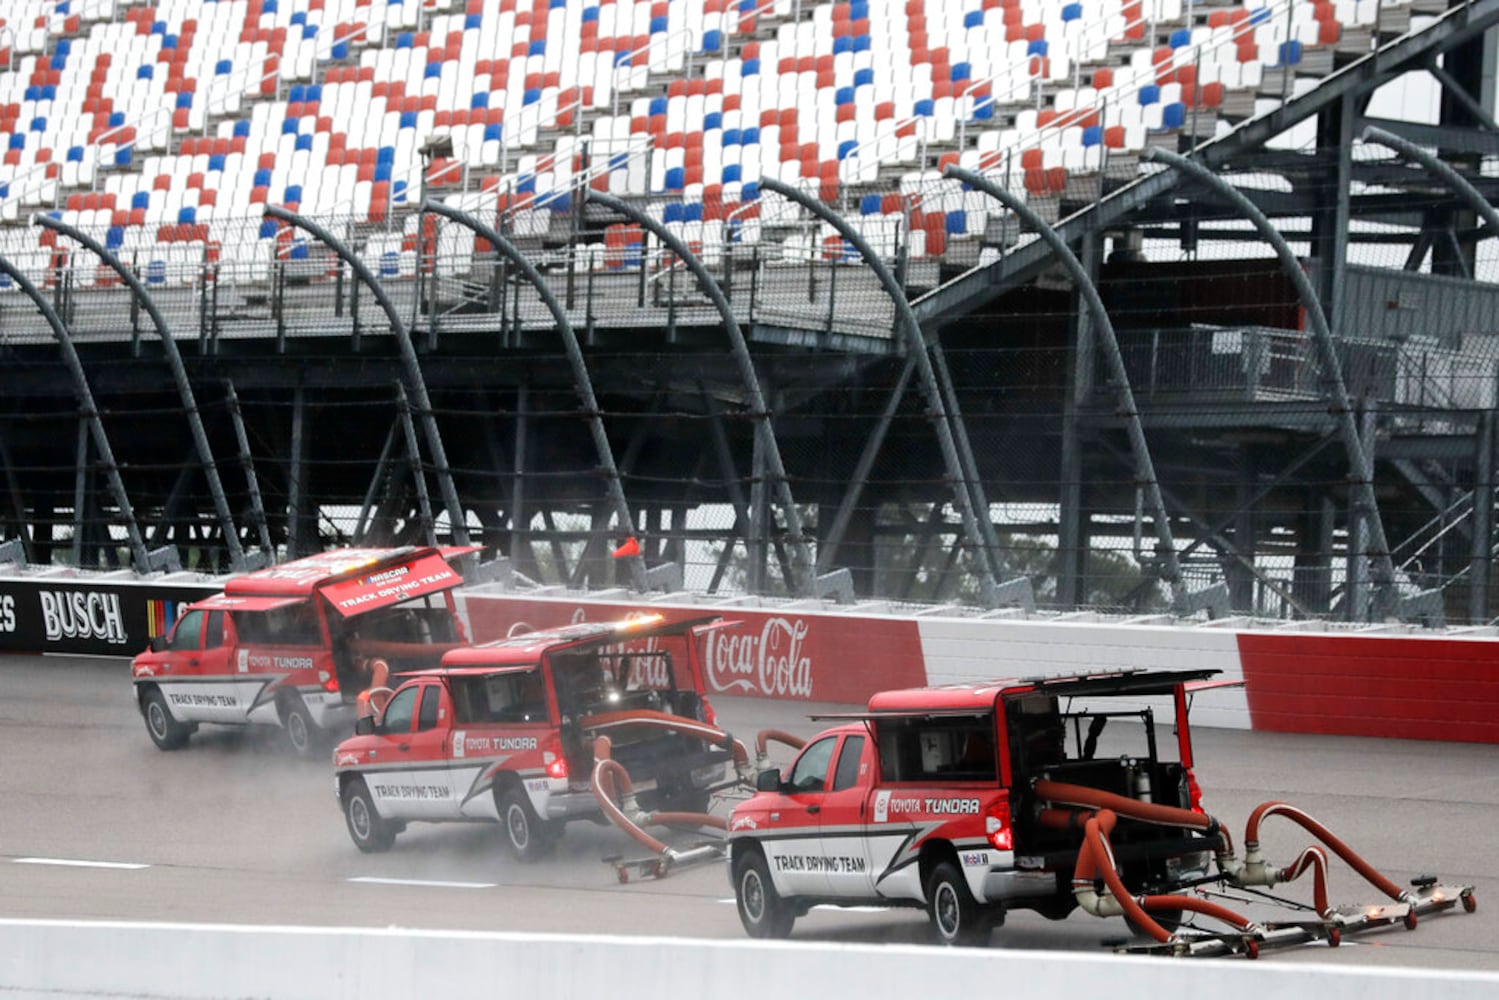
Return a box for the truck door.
[758,734,839,896]
[367,682,458,820]
[158,611,248,728]
[817,733,879,899]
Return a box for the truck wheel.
[279,697,319,757]
[734,848,795,939]
[499,787,559,862]
[342,777,397,853]
[142,688,191,750]
[927,861,991,946]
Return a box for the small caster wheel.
[1244,938,1260,960]
[1403,909,1418,931]
[616,868,630,884]
[1462,892,1476,914]
[1326,927,1341,948]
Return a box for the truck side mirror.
[354,716,376,736]
[148,635,168,653]
[755,768,783,793]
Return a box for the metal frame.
[586,188,816,596]
[34,214,246,570]
[946,165,1188,610]
[1145,149,1398,619]
[0,254,150,571]
[420,198,648,591]
[262,205,470,547]
[757,177,1004,604]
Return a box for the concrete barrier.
[2,920,1496,1000]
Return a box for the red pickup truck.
[130,546,472,755]
[728,670,1222,945]
[332,614,734,859]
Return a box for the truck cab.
[131,546,472,755]
[333,614,733,859]
[729,669,1222,944]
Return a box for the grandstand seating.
[0,0,1402,291]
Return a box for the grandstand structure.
[1,0,1498,624]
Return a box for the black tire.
[927,861,991,946]
[141,687,191,750]
[499,786,560,861]
[279,696,320,757]
[342,777,397,853]
[733,847,795,939]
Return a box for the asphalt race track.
[2,654,1495,971]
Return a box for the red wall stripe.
[1238,632,1499,743]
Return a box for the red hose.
[590,737,672,855]
[1036,780,1214,831]
[1075,809,1257,943]
[1245,801,1405,902]
[647,811,729,831]
[1074,810,1171,943]
[1141,894,1255,931]
[755,729,806,755]
[1277,845,1332,916]
[582,708,730,744]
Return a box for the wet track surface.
[2,654,1495,970]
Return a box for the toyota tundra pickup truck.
[131,546,473,755]
[333,614,734,859]
[729,669,1224,945]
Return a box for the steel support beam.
[262,206,469,546]
[587,188,815,595]
[948,165,1187,608]
[223,381,274,556]
[1361,123,1499,618]
[1472,411,1495,622]
[1146,148,1398,620]
[815,356,915,576]
[757,176,1003,603]
[397,382,437,547]
[0,254,150,571]
[420,198,646,591]
[32,216,244,569]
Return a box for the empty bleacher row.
[0,0,1402,292]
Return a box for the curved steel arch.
[756,176,1003,603]
[1145,148,1398,619]
[584,189,815,596]
[33,214,246,570]
[420,197,647,591]
[945,165,1187,609]
[263,206,470,547]
[0,254,150,571]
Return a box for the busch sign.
[41,590,127,645]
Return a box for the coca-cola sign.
[703,616,813,698]
[463,596,928,704]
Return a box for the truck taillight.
[319,670,339,693]
[700,696,717,727]
[545,755,568,780]
[1186,771,1205,815]
[985,798,1013,851]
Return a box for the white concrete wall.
[916,617,1252,730]
[2,920,1495,1000]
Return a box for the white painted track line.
[347,876,496,890]
[15,858,149,870]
